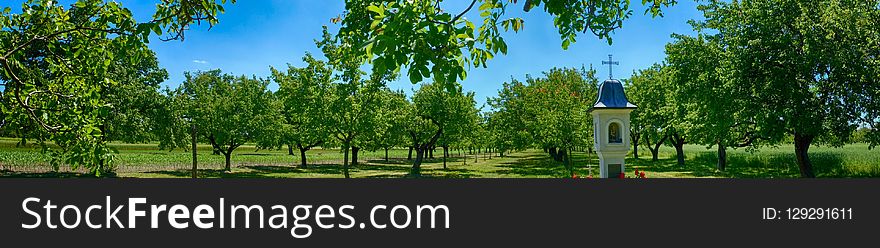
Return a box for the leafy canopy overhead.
[0,0,236,175]
[331,0,676,89]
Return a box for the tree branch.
[451,0,478,25]
[2,26,126,60]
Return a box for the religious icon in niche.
[608,122,622,144]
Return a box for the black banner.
[0,179,876,247]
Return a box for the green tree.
[626,64,673,162]
[529,68,598,175]
[331,0,675,89]
[406,82,477,176]
[488,67,598,176]
[154,83,199,177]
[0,0,235,176]
[665,33,773,170]
[102,49,169,145]
[326,77,385,178]
[464,120,491,163]
[362,88,409,161]
[269,53,334,168]
[317,25,388,178]
[435,92,480,169]
[698,0,880,177]
[487,80,534,154]
[852,127,871,144]
[173,70,279,171]
[2,39,169,159]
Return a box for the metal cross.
[602,54,619,79]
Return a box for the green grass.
[0,138,878,178]
[627,144,880,178]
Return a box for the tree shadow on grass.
[806,152,878,178]
[425,167,482,178]
[141,162,423,178]
[693,151,854,178]
[240,153,276,156]
[628,152,796,178]
[493,153,571,178]
[631,151,854,178]
[361,158,481,178]
[348,163,411,178]
[365,158,410,165]
[142,168,281,178]
[142,164,344,178]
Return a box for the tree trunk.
[632,135,640,159]
[343,147,350,178]
[224,152,231,172]
[463,148,467,165]
[566,147,573,177]
[794,134,816,178]
[287,144,294,155]
[98,123,108,175]
[411,148,424,177]
[717,144,727,171]
[352,147,360,166]
[549,147,558,160]
[649,143,661,161]
[384,148,389,161]
[407,146,413,160]
[671,133,686,166]
[557,149,568,164]
[648,134,668,162]
[674,144,685,166]
[299,147,308,168]
[443,146,448,169]
[429,147,434,159]
[191,123,197,179]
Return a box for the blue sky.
[4,0,705,107]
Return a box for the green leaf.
[152,23,162,36]
[370,19,382,30]
[409,70,422,83]
[367,5,382,15]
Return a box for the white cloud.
[192,60,208,64]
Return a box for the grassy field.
[0,138,877,178]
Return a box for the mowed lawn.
[0,138,878,178]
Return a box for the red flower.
[640,172,646,178]
[634,169,640,177]
[572,174,579,179]
[619,172,625,179]
[587,175,593,179]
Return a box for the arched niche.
[608,121,623,144]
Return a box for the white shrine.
[591,55,637,178]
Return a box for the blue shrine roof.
[592,79,637,110]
